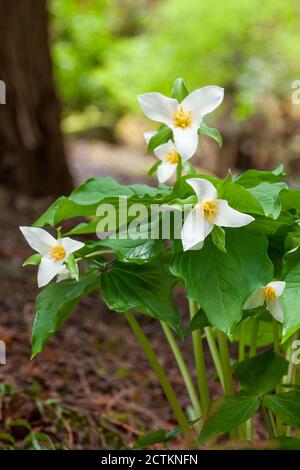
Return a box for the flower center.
[50,245,66,261]
[165,149,179,164]
[263,286,276,302]
[201,201,218,222]
[173,105,192,128]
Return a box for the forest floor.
[0,138,265,449]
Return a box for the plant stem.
[249,317,260,357]
[272,318,280,354]
[188,299,210,415]
[217,331,234,395]
[238,321,246,362]
[176,155,182,179]
[161,322,202,423]
[204,327,225,390]
[125,311,193,448]
[261,404,274,439]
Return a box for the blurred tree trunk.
[0,0,72,196]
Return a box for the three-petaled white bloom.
[181,178,255,251]
[243,281,286,323]
[20,227,84,287]
[144,132,182,183]
[138,86,224,160]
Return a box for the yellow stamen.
[263,286,276,302]
[201,201,218,222]
[173,105,192,128]
[50,245,66,261]
[165,149,179,164]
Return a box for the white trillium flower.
[20,227,84,287]
[181,178,255,251]
[56,266,71,283]
[144,132,182,183]
[138,86,224,160]
[243,281,286,323]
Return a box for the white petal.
[154,140,176,160]
[173,125,199,160]
[144,131,156,144]
[186,178,217,202]
[37,257,64,287]
[266,298,284,323]
[214,200,254,228]
[138,93,178,127]
[60,237,85,256]
[181,86,224,123]
[181,205,213,251]
[243,288,264,310]
[56,266,70,283]
[266,281,286,297]
[20,226,56,255]
[157,162,177,183]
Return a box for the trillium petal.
[173,125,199,160]
[157,161,177,183]
[138,93,178,127]
[37,257,64,287]
[20,226,56,255]
[181,205,213,251]
[154,140,176,160]
[266,298,284,323]
[61,237,85,256]
[214,200,254,227]
[186,178,217,202]
[243,288,264,310]
[56,266,70,283]
[144,131,156,144]
[182,86,224,123]
[266,281,286,297]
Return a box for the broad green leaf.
[247,182,287,219]
[246,212,295,236]
[32,271,99,357]
[133,429,166,449]
[280,189,300,214]
[100,262,181,335]
[148,125,172,154]
[235,349,288,396]
[23,254,42,266]
[282,247,300,341]
[198,121,222,147]
[198,395,260,444]
[97,237,162,264]
[171,229,273,334]
[211,225,226,252]
[171,77,188,102]
[233,318,273,347]
[235,166,285,188]
[184,309,210,336]
[219,179,265,216]
[66,254,79,281]
[263,392,300,427]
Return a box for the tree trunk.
[0,0,73,196]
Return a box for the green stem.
[188,300,210,415]
[217,331,234,395]
[284,332,299,437]
[249,317,260,357]
[238,322,246,362]
[125,312,193,448]
[176,155,182,179]
[204,327,225,390]
[272,318,280,354]
[261,404,275,439]
[161,322,202,423]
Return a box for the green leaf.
[282,247,300,341]
[171,229,273,334]
[32,271,99,357]
[233,318,274,348]
[198,121,222,147]
[66,254,79,281]
[265,437,300,450]
[219,179,265,216]
[235,349,288,396]
[263,392,300,427]
[211,225,226,252]
[133,429,166,449]
[235,166,286,188]
[148,160,160,177]
[148,125,173,154]
[171,77,188,102]
[247,182,287,219]
[23,254,42,266]
[198,395,260,444]
[97,237,162,264]
[100,261,181,335]
[281,189,300,214]
[184,309,210,336]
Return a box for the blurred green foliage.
[50,0,300,122]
